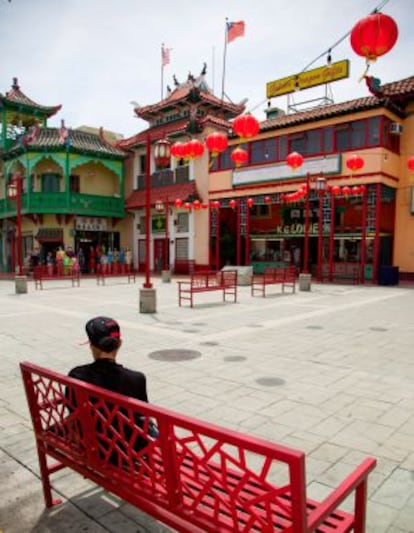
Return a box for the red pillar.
[317,191,323,281]
[302,172,311,273]
[328,191,335,282]
[143,136,152,288]
[360,187,367,284]
[215,207,220,271]
[164,199,169,271]
[245,202,251,265]
[372,183,381,284]
[236,199,241,265]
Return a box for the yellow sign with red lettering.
[266,60,349,98]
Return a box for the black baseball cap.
[85,316,121,347]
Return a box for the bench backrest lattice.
[21,361,376,533]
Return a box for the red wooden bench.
[33,265,80,290]
[251,266,296,297]
[177,270,238,307]
[96,264,136,285]
[21,361,376,533]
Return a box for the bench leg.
[36,443,62,507]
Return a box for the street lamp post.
[7,172,28,294]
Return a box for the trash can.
[378,265,399,286]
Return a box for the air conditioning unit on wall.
[390,123,403,134]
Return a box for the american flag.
[226,21,245,44]
[162,46,171,67]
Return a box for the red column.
[372,183,381,285]
[215,207,220,271]
[164,199,169,271]
[317,192,323,281]
[236,199,241,265]
[143,136,152,288]
[302,173,311,273]
[245,202,251,265]
[328,191,335,282]
[360,187,367,284]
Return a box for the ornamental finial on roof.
[12,77,19,90]
[201,62,207,76]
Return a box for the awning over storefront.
[35,228,64,242]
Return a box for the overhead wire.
[248,0,391,114]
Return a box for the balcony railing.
[0,192,125,218]
[137,166,189,190]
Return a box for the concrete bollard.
[139,288,156,313]
[15,275,28,294]
[161,270,171,283]
[298,273,312,291]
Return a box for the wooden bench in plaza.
[251,266,296,297]
[96,264,136,285]
[21,361,376,533]
[177,269,237,307]
[33,265,80,290]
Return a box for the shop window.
[279,135,288,161]
[139,154,146,174]
[289,132,306,155]
[350,120,366,149]
[176,212,189,232]
[250,138,277,164]
[335,124,351,151]
[41,173,60,193]
[251,205,271,218]
[70,174,80,193]
[306,129,322,155]
[175,237,189,260]
[323,126,334,153]
[367,116,381,146]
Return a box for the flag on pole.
[162,45,171,66]
[226,21,245,43]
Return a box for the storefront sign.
[75,217,107,231]
[266,60,349,98]
[233,154,341,187]
[152,215,166,233]
[275,223,330,235]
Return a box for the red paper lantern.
[407,156,414,172]
[205,131,228,156]
[264,196,272,204]
[351,186,361,195]
[154,139,171,168]
[174,198,183,208]
[246,197,254,208]
[192,199,201,209]
[211,200,220,209]
[331,185,341,196]
[286,151,304,170]
[184,202,192,210]
[230,147,248,168]
[350,12,398,62]
[171,141,186,159]
[201,202,209,209]
[342,186,351,196]
[186,139,204,159]
[360,185,367,194]
[346,154,365,172]
[232,114,260,140]
[229,199,237,209]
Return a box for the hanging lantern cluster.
[346,154,365,173]
[210,200,221,209]
[281,185,309,203]
[350,11,398,79]
[171,139,204,160]
[331,184,366,197]
[174,197,208,210]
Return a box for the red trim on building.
[125,182,198,209]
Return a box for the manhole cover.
[223,356,247,362]
[200,341,219,346]
[306,325,323,330]
[148,349,202,362]
[256,377,286,387]
[369,327,387,332]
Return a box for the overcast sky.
[0,0,412,139]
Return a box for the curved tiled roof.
[125,181,197,209]
[0,78,61,118]
[260,75,414,132]
[9,127,126,158]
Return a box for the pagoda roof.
[0,78,61,119]
[118,114,231,150]
[6,126,126,159]
[260,74,414,133]
[126,181,198,210]
[134,74,245,122]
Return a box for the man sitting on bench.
[67,316,158,465]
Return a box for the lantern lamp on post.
[153,139,171,169]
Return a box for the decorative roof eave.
[4,127,127,159]
[0,78,61,118]
[118,114,233,151]
[125,181,198,210]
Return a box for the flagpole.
[221,18,228,101]
[161,43,164,100]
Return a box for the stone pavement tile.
[309,442,349,463]
[307,414,352,438]
[401,452,414,470]
[392,493,414,532]
[342,449,399,477]
[382,430,414,454]
[365,501,399,533]
[119,502,175,532]
[371,467,414,510]
[377,406,412,428]
[0,449,106,533]
[249,420,294,442]
[399,416,414,436]
[330,419,396,454]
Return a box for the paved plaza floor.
[0,276,413,533]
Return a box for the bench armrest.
[307,457,376,530]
